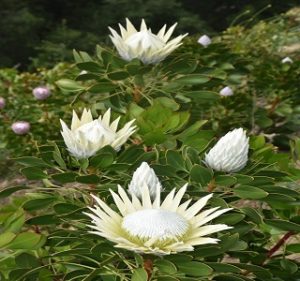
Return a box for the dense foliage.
[0,8,300,281]
[0,0,298,68]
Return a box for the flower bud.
[281,57,293,64]
[205,128,249,173]
[0,97,5,109]
[128,162,162,198]
[220,86,233,97]
[197,35,211,47]
[11,121,31,135]
[32,86,51,100]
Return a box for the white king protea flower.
[85,184,232,255]
[205,128,249,173]
[60,108,136,159]
[197,35,211,47]
[109,18,188,64]
[128,162,162,199]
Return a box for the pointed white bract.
[85,183,232,255]
[220,86,233,97]
[281,57,293,64]
[205,128,249,173]
[60,108,136,159]
[197,35,211,47]
[128,162,162,198]
[109,18,188,64]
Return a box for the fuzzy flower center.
[76,120,116,143]
[125,30,165,50]
[122,209,189,240]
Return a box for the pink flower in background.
[32,86,51,100]
[0,97,5,109]
[11,121,31,135]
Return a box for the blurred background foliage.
[0,0,299,69]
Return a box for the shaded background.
[0,0,298,69]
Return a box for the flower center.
[122,209,189,240]
[76,120,116,143]
[125,30,165,50]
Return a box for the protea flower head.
[85,183,232,255]
[0,97,5,109]
[205,128,249,173]
[281,57,293,64]
[11,121,30,135]
[32,86,51,100]
[197,35,211,47]
[219,86,233,97]
[128,162,162,199]
[60,108,136,159]
[109,18,188,64]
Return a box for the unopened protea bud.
[205,128,249,173]
[32,86,51,100]
[11,121,31,135]
[220,86,233,97]
[197,35,211,47]
[128,162,162,198]
[0,97,5,109]
[281,57,293,64]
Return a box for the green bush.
[0,12,300,281]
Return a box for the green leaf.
[286,243,300,253]
[215,175,237,186]
[77,62,103,73]
[214,213,245,225]
[23,197,56,211]
[236,263,272,279]
[280,259,298,274]
[76,174,101,184]
[21,167,47,180]
[0,185,28,198]
[240,207,263,224]
[0,232,16,248]
[190,164,213,186]
[53,203,81,214]
[108,71,129,80]
[14,156,50,167]
[184,91,220,103]
[265,219,300,232]
[174,74,211,85]
[214,275,245,281]
[166,150,187,172]
[155,260,177,274]
[51,172,78,183]
[178,261,213,277]
[26,214,59,225]
[205,262,241,273]
[234,185,268,199]
[88,82,117,93]
[56,79,85,92]
[15,253,39,268]
[4,209,25,233]
[131,268,148,281]
[7,232,45,250]
[90,147,116,169]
